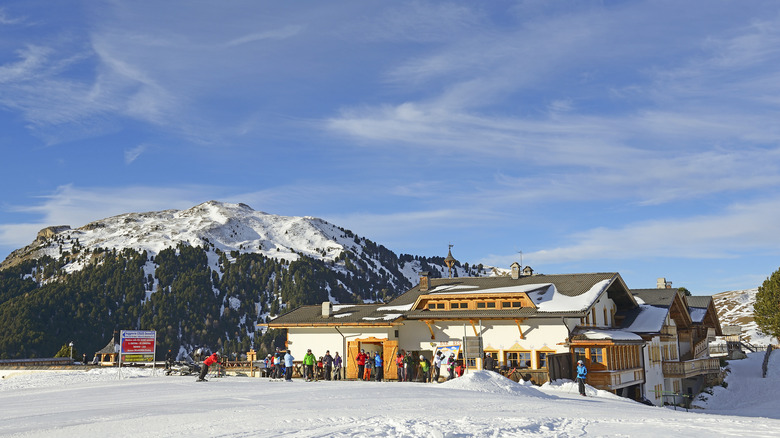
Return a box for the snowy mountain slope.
[713,288,777,345]
[1,201,486,286]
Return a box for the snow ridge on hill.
[1,200,489,289]
[713,288,777,345]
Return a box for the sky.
[1,352,779,437]
[2,1,780,295]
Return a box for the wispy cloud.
[224,25,303,47]
[0,184,221,249]
[0,7,25,25]
[481,197,780,268]
[124,144,148,164]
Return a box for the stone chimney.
[322,301,332,318]
[657,278,672,289]
[510,262,521,280]
[419,271,430,292]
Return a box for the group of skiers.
[263,348,343,382]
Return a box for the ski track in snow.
[2,353,780,437]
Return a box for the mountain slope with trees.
[0,201,492,360]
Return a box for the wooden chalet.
[621,287,723,405]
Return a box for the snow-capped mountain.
[713,288,776,345]
[2,201,486,285]
[0,201,493,359]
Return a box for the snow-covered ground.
[1,352,779,437]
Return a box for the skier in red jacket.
[198,352,219,382]
[356,350,368,380]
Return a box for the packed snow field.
[1,351,778,437]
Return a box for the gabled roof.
[389,272,635,309]
[265,272,638,328]
[264,303,408,327]
[622,288,692,334]
[685,295,723,335]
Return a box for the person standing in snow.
[165,349,173,370]
[404,351,415,381]
[197,352,219,382]
[303,349,316,381]
[576,360,588,396]
[419,355,431,382]
[284,350,294,381]
[357,349,368,380]
[274,348,283,379]
[483,352,495,371]
[323,351,334,381]
[446,353,456,380]
[364,353,374,381]
[396,352,405,382]
[432,351,443,383]
[374,352,383,381]
[333,352,342,380]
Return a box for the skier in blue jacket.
[374,352,383,381]
[576,360,588,396]
[284,351,294,381]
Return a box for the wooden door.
[383,340,398,380]
[347,340,360,379]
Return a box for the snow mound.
[439,370,554,398]
[542,379,627,400]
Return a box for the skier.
[403,351,415,382]
[274,348,283,379]
[284,350,294,381]
[323,350,334,381]
[303,349,316,381]
[197,351,219,382]
[432,351,443,383]
[576,360,588,396]
[483,352,495,371]
[419,355,430,382]
[165,349,173,371]
[396,352,405,382]
[364,352,373,381]
[357,349,368,380]
[333,352,342,380]
[447,353,456,380]
[374,352,383,381]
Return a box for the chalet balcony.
[588,367,644,391]
[662,358,720,378]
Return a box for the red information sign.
[120,330,156,363]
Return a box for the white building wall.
[287,327,391,359]
[643,335,665,406]
[397,317,576,368]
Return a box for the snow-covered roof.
[574,329,644,342]
[621,305,669,333]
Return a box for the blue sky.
[2,1,780,295]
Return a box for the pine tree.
[754,267,780,341]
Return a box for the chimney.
[419,271,430,292]
[510,262,521,280]
[322,301,332,318]
[657,278,672,289]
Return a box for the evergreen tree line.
[0,242,474,360]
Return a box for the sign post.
[119,330,157,378]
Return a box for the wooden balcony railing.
[662,358,720,378]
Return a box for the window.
[537,351,548,368]
[505,351,531,368]
[603,308,609,327]
[573,347,586,364]
[451,302,468,309]
[476,301,496,309]
[427,302,445,310]
[501,301,523,309]
[590,348,604,364]
[591,308,597,326]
